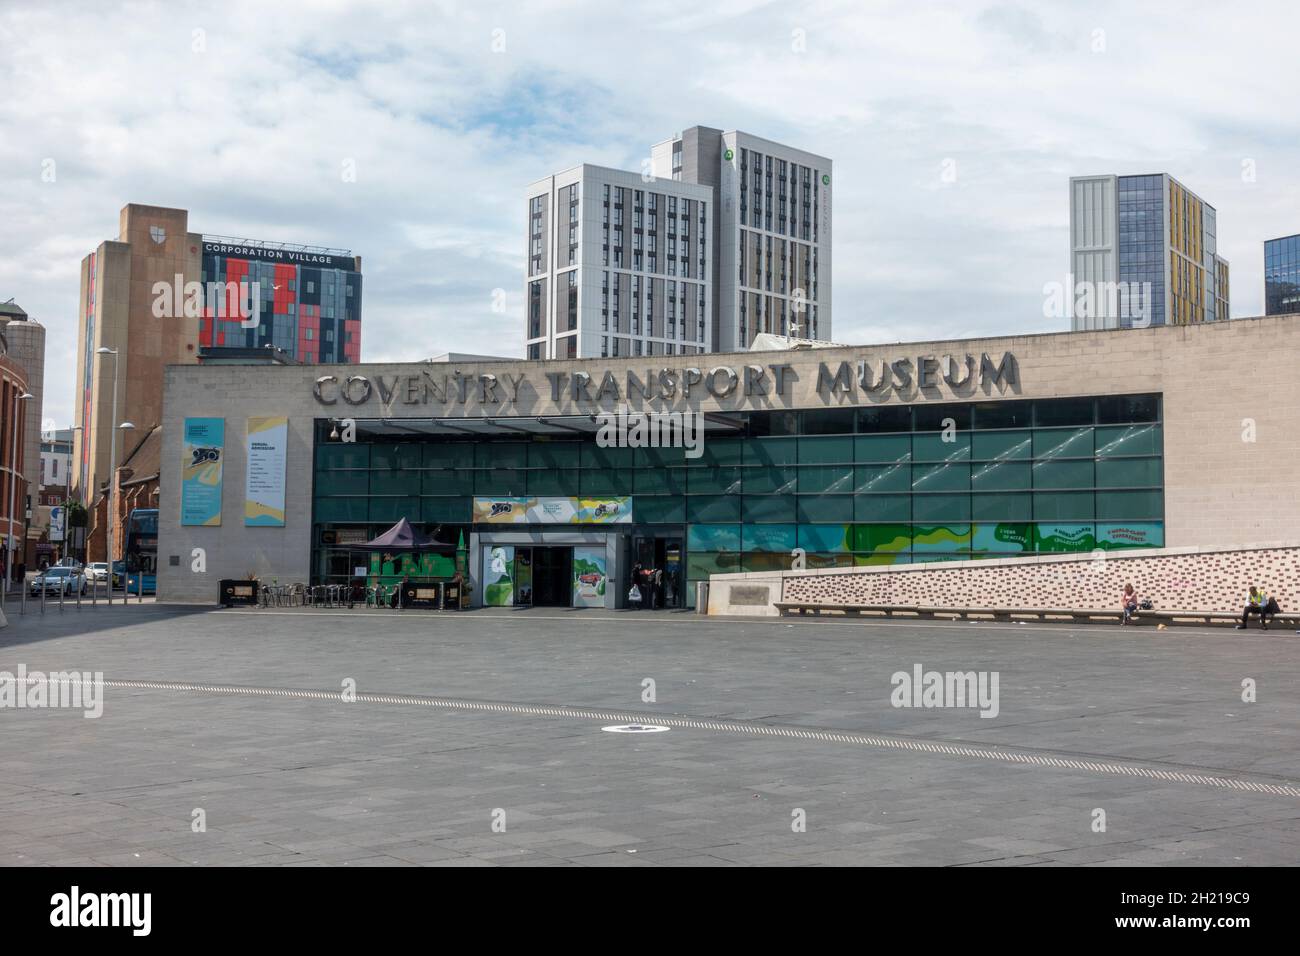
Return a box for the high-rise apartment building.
[1264,233,1300,316]
[74,203,362,507]
[524,165,714,360]
[1069,173,1229,330]
[651,127,832,350]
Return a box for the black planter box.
[220,580,260,607]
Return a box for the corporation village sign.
[311,351,1019,408]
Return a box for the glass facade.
[200,252,362,363]
[1117,174,1167,327]
[311,394,1164,601]
[1265,234,1300,316]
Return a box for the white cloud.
[1,0,1297,427]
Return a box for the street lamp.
[5,391,33,592]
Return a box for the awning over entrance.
[326,413,748,439]
[361,518,455,552]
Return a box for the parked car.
[29,567,87,596]
[87,562,110,583]
[56,557,84,571]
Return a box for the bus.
[123,508,158,594]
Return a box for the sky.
[2,0,1298,429]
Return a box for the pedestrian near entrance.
[629,563,644,610]
[1119,582,1139,625]
[1236,586,1269,630]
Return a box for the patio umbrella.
[360,517,455,552]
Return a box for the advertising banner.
[1097,522,1164,550]
[181,417,225,526]
[472,496,632,525]
[571,546,606,608]
[483,545,515,606]
[245,416,288,526]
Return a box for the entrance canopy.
[361,518,455,552]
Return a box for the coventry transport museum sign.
[311,352,1018,407]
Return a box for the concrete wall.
[707,543,1300,617]
[159,315,1300,602]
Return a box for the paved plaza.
[2,604,1298,866]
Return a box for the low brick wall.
[708,544,1300,617]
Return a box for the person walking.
[1119,582,1139,625]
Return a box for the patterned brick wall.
[780,547,1300,614]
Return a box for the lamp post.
[95,347,121,565]
[5,390,33,593]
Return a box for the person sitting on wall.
[1235,586,1269,630]
[1119,582,1139,626]
[1261,590,1280,628]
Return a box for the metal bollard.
[91,577,96,607]
[77,581,82,610]
[21,581,26,615]
[41,583,46,614]
[137,575,143,604]
[59,582,65,612]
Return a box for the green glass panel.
[912,433,971,462]
[697,438,745,466]
[584,443,637,469]
[854,495,910,521]
[475,442,528,468]
[741,552,794,573]
[580,469,633,495]
[850,523,910,553]
[855,463,910,493]
[635,468,687,494]
[971,430,1032,461]
[971,522,1032,553]
[912,462,971,491]
[372,444,422,470]
[745,436,799,466]
[636,496,685,523]
[1095,424,1161,457]
[423,443,473,468]
[1032,459,1094,489]
[1095,490,1162,520]
[317,443,370,469]
[1096,522,1164,549]
[421,470,469,495]
[314,471,369,495]
[372,471,424,496]
[798,435,855,464]
[369,496,421,523]
[529,443,581,469]
[686,551,741,579]
[854,551,910,566]
[743,495,797,523]
[686,496,742,523]
[689,466,744,495]
[476,468,527,496]
[797,496,853,523]
[854,434,912,464]
[1033,426,1094,460]
[1096,457,1161,488]
[797,524,851,552]
[687,524,741,551]
[971,460,1030,491]
[913,494,971,522]
[527,468,581,496]
[912,524,971,553]
[971,492,1032,521]
[743,466,797,494]
[635,445,686,467]
[799,464,855,493]
[743,524,798,552]
[313,497,368,522]
[421,497,471,523]
[1034,523,1096,552]
[1033,491,1095,521]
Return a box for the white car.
[29,567,87,596]
[87,562,110,583]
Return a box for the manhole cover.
[602,724,671,734]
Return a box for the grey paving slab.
[1,604,1298,865]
